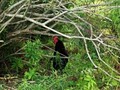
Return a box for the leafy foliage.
[24,68,37,80]
[11,57,23,73]
[23,39,43,80]
[77,69,99,90]
[24,40,42,66]
[0,0,120,90]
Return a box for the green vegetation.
[0,0,120,90]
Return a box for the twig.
[0,2,26,33]
[43,11,68,25]
[92,41,120,75]
[0,40,4,42]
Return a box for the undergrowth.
[0,39,120,90]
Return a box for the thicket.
[0,0,120,89]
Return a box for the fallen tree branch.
[0,0,120,82]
